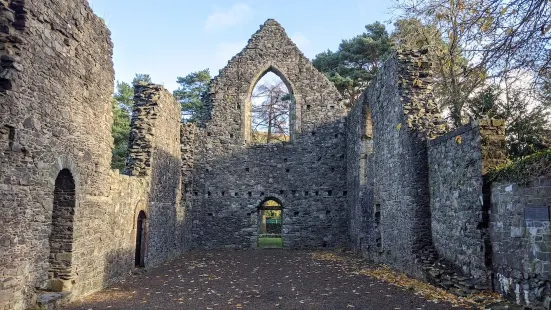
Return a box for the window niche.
[1,125,14,150]
[244,67,297,144]
[375,203,382,250]
[360,105,374,185]
[374,204,381,226]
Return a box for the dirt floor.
[65,250,469,310]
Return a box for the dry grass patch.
[311,251,504,309]
[359,266,503,309]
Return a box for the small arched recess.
[243,65,300,144]
[48,168,76,292]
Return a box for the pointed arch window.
[244,67,297,144]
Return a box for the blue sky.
[88,0,393,91]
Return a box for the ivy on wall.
[488,148,551,184]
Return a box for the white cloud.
[204,3,253,32]
[213,41,246,72]
[291,32,310,51]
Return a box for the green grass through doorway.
[258,237,282,248]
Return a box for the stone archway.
[47,168,76,292]
[257,198,284,248]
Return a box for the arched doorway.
[135,211,147,267]
[257,199,283,248]
[48,168,76,292]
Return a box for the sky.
[88,0,394,92]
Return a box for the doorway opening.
[48,169,76,292]
[258,199,283,248]
[135,211,147,267]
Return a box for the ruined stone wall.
[0,2,186,308]
[3,2,548,308]
[346,99,363,248]
[0,1,115,308]
[346,48,550,307]
[180,123,196,196]
[179,123,196,249]
[97,84,184,292]
[130,84,185,266]
[427,120,507,285]
[364,50,446,276]
[490,176,551,308]
[100,172,148,286]
[190,20,348,249]
[345,94,375,255]
[62,84,184,306]
[348,49,517,297]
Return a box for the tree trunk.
[267,91,274,143]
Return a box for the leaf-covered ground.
[65,250,475,310]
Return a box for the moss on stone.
[488,148,551,183]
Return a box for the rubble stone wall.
[345,95,375,256]
[428,120,507,285]
[0,1,184,307]
[179,123,196,249]
[189,20,349,249]
[491,176,551,308]
[363,50,447,276]
[0,0,115,308]
[132,84,185,266]
[1,1,549,308]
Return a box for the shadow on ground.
[65,250,467,310]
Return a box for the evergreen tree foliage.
[174,69,211,122]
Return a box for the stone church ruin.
[0,1,549,309]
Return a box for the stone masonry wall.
[349,50,515,298]
[346,94,375,256]
[101,171,148,288]
[133,84,185,266]
[0,0,25,94]
[0,1,115,308]
[0,2,186,307]
[180,123,196,196]
[346,99,363,249]
[2,3,548,308]
[345,47,550,307]
[190,20,349,249]
[125,85,158,177]
[178,123,196,250]
[490,176,551,308]
[92,84,184,292]
[365,49,447,276]
[64,84,184,305]
[428,120,507,286]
